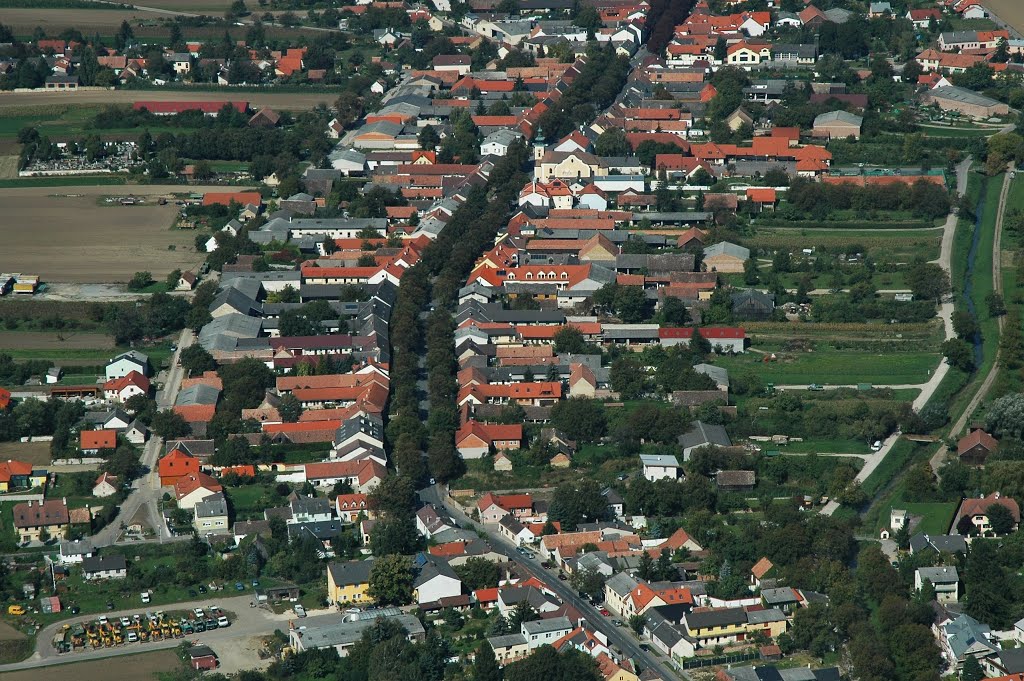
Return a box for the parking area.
[54,606,233,653]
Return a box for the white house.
[92,472,119,498]
[59,539,95,564]
[82,555,128,580]
[640,454,682,482]
[481,129,524,157]
[915,566,959,603]
[522,617,572,650]
[105,351,149,380]
[414,559,462,605]
[103,371,150,403]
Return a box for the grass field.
[746,228,942,264]
[712,350,941,386]
[0,7,174,33]
[0,189,202,282]
[0,441,53,465]
[0,648,180,680]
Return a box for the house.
[92,472,119,498]
[678,421,732,460]
[193,492,229,535]
[922,86,1008,119]
[915,566,959,603]
[494,452,513,471]
[13,498,69,543]
[158,449,200,486]
[414,558,462,605]
[716,470,756,491]
[952,492,1020,536]
[812,111,863,140]
[596,652,639,681]
[523,617,573,651]
[125,420,149,445]
[335,493,371,522]
[908,533,967,555]
[498,515,536,546]
[745,188,777,212]
[416,504,456,538]
[81,554,127,580]
[175,472,224,510]
[489,633,529,665]
[327,559,374,605]
[702,242,749,274]
[481,129,524,157]
[750,557,775,586]
[59,538,95,564]
[957,429,998,465]
[103,371,150,403]
[939,613,1000,674]
[477,493,533,523]
[81,430,117,455]
[105,351,149,380]
[724,107,754,131]
[188,646,219,671]
[456,421,524,459]
[640,454,682,482]
[0,460,44,491]
[289,611,425,657]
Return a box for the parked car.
[293,604,306,618]
[198,585,207,594]
[599,608,610,616]
[235,582,245,591]
[217,615,230,627]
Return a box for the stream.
[963,178,986,367]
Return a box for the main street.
[92,327,194,547]
[421,485,687,681]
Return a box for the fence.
[681,650,758,669]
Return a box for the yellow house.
[535,150,604,181]
[327,559,375,605]
[596,652,640,681]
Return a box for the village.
[3,0,1024,679]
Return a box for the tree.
[179,345,216,376]
[553,326,589,355]
[905,261,951,302]
[127,271,153,291]
[334,91,364,128]
[277,393,303,423]
[550,398,607,442]
[987,393,1024,437]
[942,338,975,372]
[594,129,629,157]
[986,502,1015,535]
[454,557,500,591]
[628,615,644,635]
[547,479,608,530]
[418,125,440,151]
[151,410,191,439]
[953,309,980,340]
[473,642,503,681]
[368,554,413,606]
[962,656,985,681]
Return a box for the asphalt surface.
[92,328,193,548]
[421,485,684,680]
[0,595,284,672]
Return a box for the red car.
[599,608,610,616]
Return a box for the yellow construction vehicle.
[6,605,24,616]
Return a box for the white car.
[194,608,205,618]
[293,604,306,618]
[120,616,131,627]
[217,615,229,627]
[127,631,139,643]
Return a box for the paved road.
[92,328,193,547]
[820,157,972,516]
[0,594,283,672]
[422,486,685,680]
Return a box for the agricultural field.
[0,7,171,35]
[136,0,234,10]
[0,188,203,282]
[0,648,180,681]
[0,90,336,113]
[986,0,1024,34]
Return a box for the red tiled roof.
[81,430,117,450]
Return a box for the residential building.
[640,454,682,482]
[957,429,998,465]
[289,611,425,656]
[193,492,229,535]
[915,566,959,603]
[327,559,375,605]
[952,492,1020,536]
[81,554,128,580]
[522,616,573,650]
[13,498,69,543]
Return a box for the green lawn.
[712,351,941,386]
[0,176,129,188]
[860,439,931,498]
[745,228,942,263]
[778,438,871,454]
[918,125,999,139]
[901,502,957,535]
